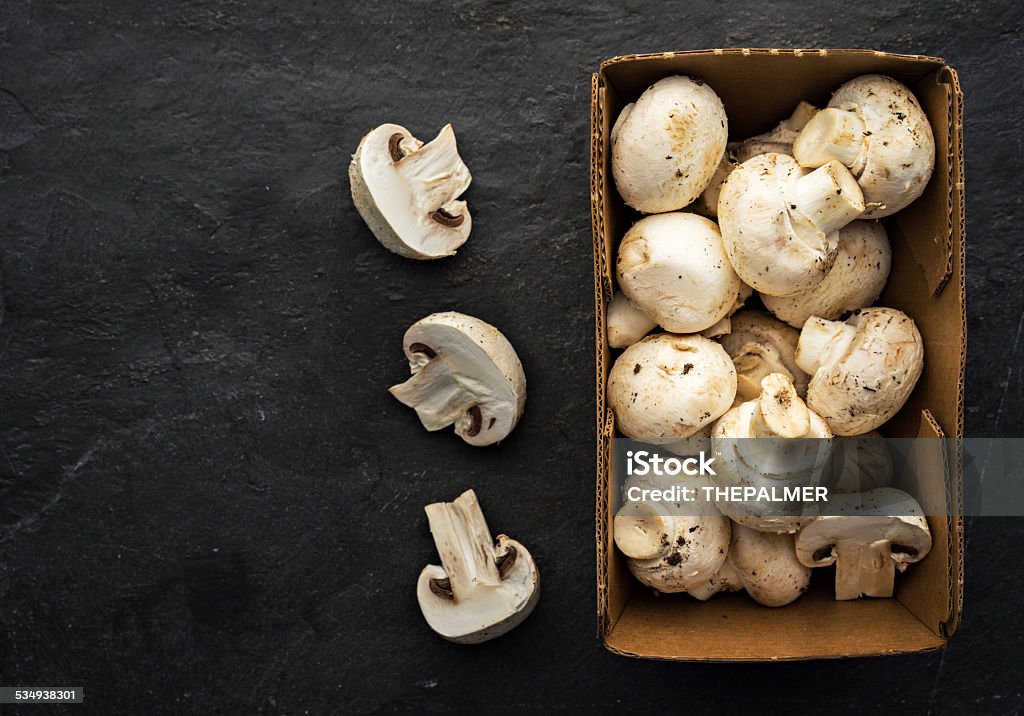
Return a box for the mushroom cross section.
[349,123,472,259]
[389,312,526,447]
[795,487,932,600]
[417,489,540,643]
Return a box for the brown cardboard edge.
[603,641,945,663]
[599,47,948,72]
[590,49,965,660]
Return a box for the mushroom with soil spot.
[350,123,472,259]
[417,489,539,643]
[689,523,811,606]
[608,333,737,443]
[761,220,891,328]
[795,487,931,600]
[711,373,833,533]
[612,76,729,213]
[616,212,742,334]
[793,75,935,218]
[718,310,809,401]
[795,307,924,436]
[389,312,526,446]
[718,153,865,297]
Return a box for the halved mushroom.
[718,153,865,296]
[795,487,931,600]
[793,75,935,218]
[690,524,811,607]
[349,123,472,259]
[389,312,526,446]
[612,76,729,213]
[796,307,924,436]
[616,213,742,334]
[718,310,809,401]
[761,220,891,329]
[608,333,737,443]
[417,489,539,643]
[711,373,832,533]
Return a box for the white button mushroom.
[793,75,935,218]
[614,491,731,594]
[389,312,526,446]
[734,100,819,163]
[761,220,891,329]
[718,310,809,401]
[417,489,539,643]
[691,151,736,219]
[616,213,742,334]
[349,123,472,259]
[718,153,865,296]
[606,291,658,349]
[689,523,811,607]
[608,334,737,442]
[795,308,924,436]
[711,373,832,533]
[831,431,894,493]
[611,76,729,213]
[795,487,932,600]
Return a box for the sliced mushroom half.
[389,312,526,447]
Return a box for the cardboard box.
[590,49,965,661]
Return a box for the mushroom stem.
[795,317,857,375]
[389,361,475,431]
[424,490,502,601]
[790,161,865,235]
[833,538,895,600]
[752,373,810,439]
[793,107,867,170]
[782,101,820,133]
[732,343,793,402]
[613,503,668,560]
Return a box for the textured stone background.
[0,0,1021,712]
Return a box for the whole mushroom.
[608,334,737,442]
[390,312,526,446]
[417,489,540,642]
[718,310,809,401]
[711,373,832,533]
[793,75,935,218]
[718,153,865,296]
[795,487,932,600]
[350,123,472,259]
[614,493,731,594]
[606,291,657,349]
[612,76,729,213]
[617,213,742,334]
[796,308,924,436]
[689,523,811,607]
[761,220,891,329]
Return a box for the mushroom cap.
[612,76,729,213]
[831,430,894,493]
[349,123,472,259]
[607,291,657,349]
[728,524,811,607]
[717,153,840,296]
[608,334,737,441]
[718,310,809,400]
[616,213,741,334]
[828,75,935,218]
[762,220,891,328]
[389,312,526,446]
[795,488,932,569]
[691,151,736,218]
[798,308,924,436]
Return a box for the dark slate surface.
[0,0,1020,713]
